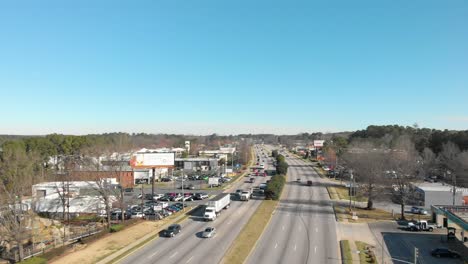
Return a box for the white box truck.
[203,193,230,221]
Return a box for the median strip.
[221,200,278,264]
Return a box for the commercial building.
[175,157,219,172]
[413,182,468,208]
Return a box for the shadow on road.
[382,232,467,264]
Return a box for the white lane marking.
[186,256,194,263]
[148,251,158,259]
[275,243,278,249]
[315,228,318,233]
[228,220,232,225]
[299,225,302,231]
[169,252,178,259]
[282,225,285,231]
[315,246,317,253]
[294,244,297,251]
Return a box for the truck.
[240,190,251,201]
[406,220,439,232]
[203,193,230,221]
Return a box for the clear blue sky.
[1,0,467,135]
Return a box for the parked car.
[159,196,172,201]
[431,248,460,258]
[131,212,145,219]
[161,224,181,237]
[410,207,428,215]
[153,194,165,201]
[161,178,172,182]
[306,180,313,186]
[202,227,216,238]
[194,193,209,200]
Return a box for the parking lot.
[369,221,467,264]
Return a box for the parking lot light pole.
[182,174,185,211]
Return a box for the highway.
[118,146,272,264]
[246,152,340,264]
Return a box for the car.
[159,196,172,201]
[249,177,255,183]
[307,180,313,186]
[161,178,172,182]
[130,212,145,219]
[182,195,193,201]
[174,202,187,208]
[161,224,181,237]
[194,193,209,200]
[296,178,301,182]
[431,248,460,258]
[173,195,183,202]
[153,194,165,201]
[410,207,428,215]
[202,227,216,238]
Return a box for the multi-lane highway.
[118,146,272,264]
[246,152,340,264]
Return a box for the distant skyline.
[1,0,467,135]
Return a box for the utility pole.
[152,168,155,200]
[451,171,456,206]
[349,170,353,211]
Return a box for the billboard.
[208,177,219,185]
[130,152,175,168]
[313,140,325,147]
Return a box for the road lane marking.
[294,244,297,251]
[315,228,318,233]
[299,225,302,230]
[275,243,278,249]
[169,252,178,259]
[147,251,158,259]
[315,246,317,253]
[228,220,232,225]
[282,225,285,231]
[186,256,194,263]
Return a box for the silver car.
[202,227,216,238]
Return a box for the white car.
[131,212,145,219]
[411,207,428,215]
[153,194,164,201]
[202,227,216,238]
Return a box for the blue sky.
[0,0,467,135]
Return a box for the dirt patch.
[49,221,166,264]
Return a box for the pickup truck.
[406,220,439,232]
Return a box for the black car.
[431,248,460,258]
[161,224,181,237]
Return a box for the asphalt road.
[246,153,340,264]
[118,145,273,264]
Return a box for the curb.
[97,208,195,264]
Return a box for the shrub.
[19,257,47,264]
[110,224,124,233]
[265,175,286,200]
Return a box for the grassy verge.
[100,210,190,264]
[222,200,278,264]
[356,241,378,264]
[341,240,353,264]
[327,186,367,202]
[333,204,431,223]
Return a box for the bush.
[110,224,124,233]
[19,257,47,264]
[265,175,286,200]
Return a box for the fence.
[1,225,105,263]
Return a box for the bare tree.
[342,142,386,209]
[387,136,421,220]
[0,142,38,261]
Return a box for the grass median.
[356,241,378,264]
[222,200,278,264]
[341,240,353,264]
[327,186,367,202]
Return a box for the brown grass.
[222,200,278,264]
[334,204,431,223]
